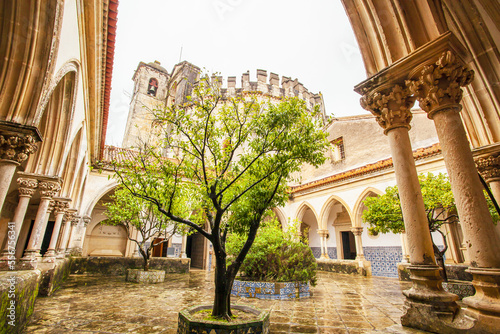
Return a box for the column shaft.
[0,160,19,213]
[432,109,500,268]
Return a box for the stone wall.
[0,270,41,334]
[316,259,371,276]
[0,258,73,334]
[70,256,190,275]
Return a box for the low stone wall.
[398,263,472,282]
[70,256,190,275]
[316,259,371,276]
[0,258,72,334]
[0,269,41,334]
[39,258,72,296]
[126,269,165,283]
[231,280,310,300]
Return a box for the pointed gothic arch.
[352,187,384,227]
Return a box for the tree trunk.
[212,250,234,319]
[140,246,150,272]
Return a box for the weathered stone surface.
[398,263,473,282]
[0,269,41,334]
[70,256,190,275]
[178,304,270,334]
[38,258,72,296]
[317,259,370,276]
[126,269,165,283]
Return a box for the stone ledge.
[316,259,371,276]
[126,269,165,283]
[70,256,190,275]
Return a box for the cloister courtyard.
[24,271,429,334]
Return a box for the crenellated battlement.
[209,69,325,114]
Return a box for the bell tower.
[122,60,169,148]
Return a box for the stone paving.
[25,271,430,333]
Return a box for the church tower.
[122,61,169,148]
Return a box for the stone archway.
[295,202,321,258]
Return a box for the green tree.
[111,74,329,320]
[363,173,458,280]
[104,186,186,271]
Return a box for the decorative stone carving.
[0,134,38,163]
[360,85,416,134]
[71,215,81,226]
[38,181,61,198]
[17,178,38,197]
[406,51,474,117]
[475,153,500,182]
[82,215,91,227]
[351,226,363,236]
[53,200,70,214]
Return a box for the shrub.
[227,219,317,285]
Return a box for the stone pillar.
[408,51,500,329]
[317,229,329,259]
[21,181,60,263]
[351,226,365,260]
[181,234,187,258]
[0,177,38,259]
[0,133,38,214]
[43,198,70,260]
[57,208,76,258]
[65,215,80,255]
[400,231,410,263]
[361,84,459,324]
[474,144,500,205]
[78,216,91,250]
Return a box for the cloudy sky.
[106,0,368,146]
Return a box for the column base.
[401,264,475,333]
[462,267,500,332]
[320,253,330,260]
[43,249,57,262]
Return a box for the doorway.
[341,231,356,260]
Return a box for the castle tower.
[122,61,170,148]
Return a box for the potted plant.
[105,186,185,283]
[110,73,328,330]
[227,218,317,300]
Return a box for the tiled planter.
[442,280,475,300]
[126,269,165,283]
[177,304,269,334]
[231,280,310,300]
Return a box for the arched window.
[147,78,158,96]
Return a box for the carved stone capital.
[406,51,474,118]
[317,229,329,238]
[64,208,78,223]
[38,181,61,198]
[53,200,70,215]
[475,153,500,182]
[351,226,363,236]
[71,215,81,226]
[17,177,38,197]
[0,134,38,163]
[360,84,416,134]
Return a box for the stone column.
[474,145,500,205]
[351,226,365,260]
[21,181,60,263]
[57,208,76,258]
[65,215,80,255]
[408,51,500,327]
[400,231,410,263]
[0,177,38,259]
[361,84,459,322]
[78,216,91,251]
[0,133,38,214]
[181,234,187,258]
[317,229,329,259]
[43,198,70,260]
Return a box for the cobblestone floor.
[26,271,430,333]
